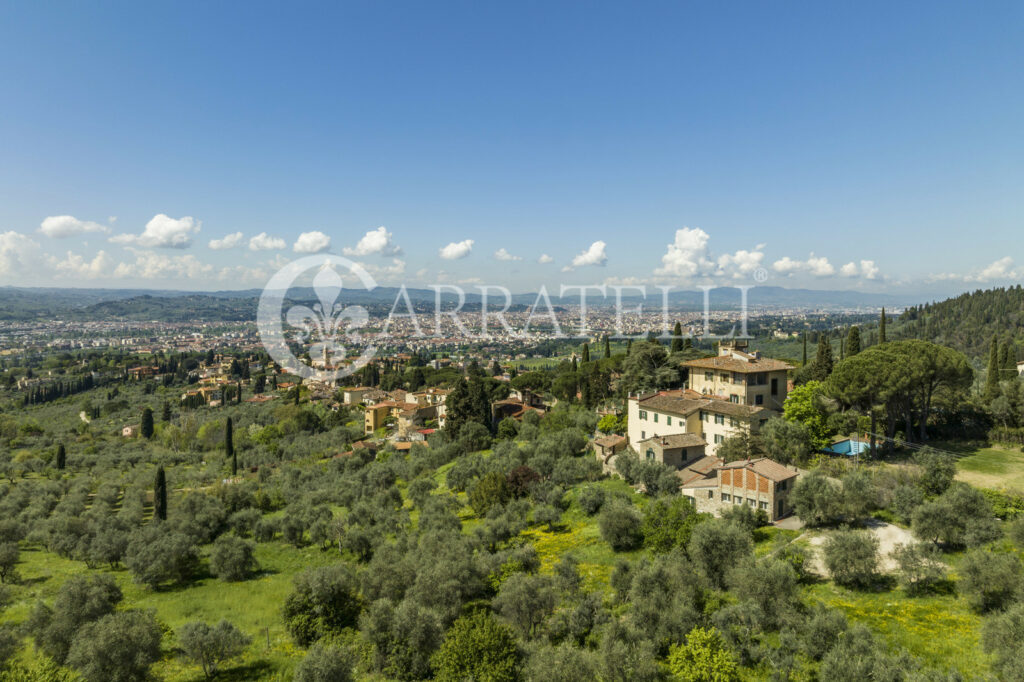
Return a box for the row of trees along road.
[826,340,973,454]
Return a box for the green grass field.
[1,541,341,681]
[955,443,1024,491]
[804,582,991,678]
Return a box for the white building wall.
[627,398,689,448]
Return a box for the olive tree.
[66,610,162,682]
[178,620,251,679]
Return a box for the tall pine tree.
[154,466,167,521]
[225,417,236,476]
[986,335,1001,400]
[670,322,683,353]
[847,326,861,356]
[140,407,154,440]
[813,335,834,380]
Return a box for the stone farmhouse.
[680,457,799,521]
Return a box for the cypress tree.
[847,326,861,356]
[161,401,171,422]
[814,335,834,380]
[626,339,632,356]
[582,343,590,363]
[604,336,611,359]
[55,443,66,470]
[154,466,167,521]
[140,407,154,440]
[986,335,1000,400]
[468,376,492,431]
[445,377,471,437]
[839,338,845,361]
[226,417,236,476]
[684,337,693,350]
[237,382,242,404]
[572,357,578,372]
[802,334,808,366]
[671,322,683,353]
[879,308,887,344]
[998,342,1011,374]
[293,387,300,405]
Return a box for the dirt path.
[801,519,915,576]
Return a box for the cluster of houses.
[597,340,801,522]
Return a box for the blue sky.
[0,1,1022,295]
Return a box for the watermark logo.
[257,254,377,381]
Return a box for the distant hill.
[0,284,915,322]
[894,286,1024,362]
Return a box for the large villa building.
[626,341,794,458]
[619,341,799,521]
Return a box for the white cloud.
[715,248,764,278]
[110,214,200,249]
[652,228,765,280]
[293,230,331,254]
[860,260,880,280]
[439,239,474,260]
[343,226,402,257]
[0,231,41,275]
[494,248,522,261]
[840,260,880,279]
[566,240,608,270]
[208,232,244,250]
[50,250,114,279]
[772,252,835,277]
[39,215,110,238]
[538,254,554,264]
[113,250,214,280]
[654,228,711,277]
[249,232,286,251]
[967,257,1018,282]
[217,264,268,283]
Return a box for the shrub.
[667,626,739,682]
[66,610,162,682]
[178,620,251,679]
[469,472,512,517]
[577,485,605,515]
[959,550,1023,613]
[228,508,262,538]
[642,497,706,554]
[254,517,278,542]
[209,535,258,582]
[982,602,1024,680]
[892,542,946,596]
[823,530,878,588]
[294,638,356,682]
[598,502,643,552]
[687,519,753,590]
[791,471,842,526]
[25,574,123,665]
[432,611,520,682]
[284,565,363,646]
[533,504,562,531]
[125,525,199,589]
[0,543,19,584]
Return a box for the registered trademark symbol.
[753,267,768,283]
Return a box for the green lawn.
[1,542,341,681]
[955,443,1024,491]
[804,582,992,679]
